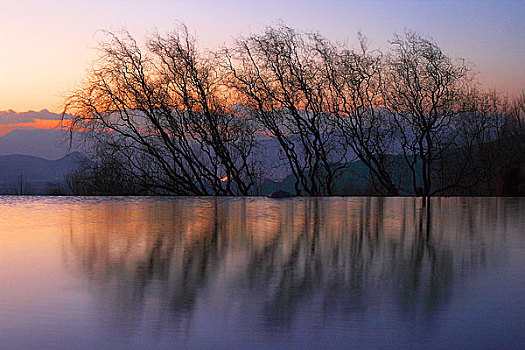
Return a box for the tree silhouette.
[64,25,262,195]
[223,25,346,195]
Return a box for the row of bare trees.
[64,24,525,196]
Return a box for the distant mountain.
[257,154,422,196]
[0,152,87,194]
[0,129,79,160]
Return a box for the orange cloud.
[0,118,73,137]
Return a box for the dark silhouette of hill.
[258,155,421,196]
[0,152,86,194]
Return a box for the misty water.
[0,197,524,349]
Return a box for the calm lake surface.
[0,196,524,349]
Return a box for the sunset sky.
[0,0,524,113]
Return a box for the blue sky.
[0,0,523,111]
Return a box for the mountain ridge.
[0,152,87,194]
[0,128,78,160]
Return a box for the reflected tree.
[62,194,502,335]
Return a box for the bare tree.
[384,32,474,196]
[65,148,139,195]
[492,92,525,195]
[314,34,400,195]
[64,24,261,196]
[505,91,525,142]
[222,25,346,196]
[432,89,507,195]
[63,24,517,197]
[11,170,31,195]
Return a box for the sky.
[0,0,524,114]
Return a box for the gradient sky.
[0,0,524,113]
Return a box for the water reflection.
[59,197,523,342]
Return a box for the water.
[0,196,524,349]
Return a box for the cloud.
[0,110,73,136]
[0,109,68,124]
